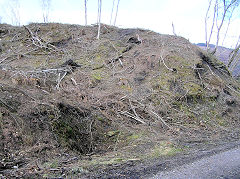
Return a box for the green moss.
[171,101,182,108]
[114,41,124,47]
[184,82,203,95]
[149,142,183,158]
[54,121,73,137]
[89,157,127,166]
[92,73,103,81]
[48,114,55,120]
[75,57,89,67]
[150,75,171,92]
[180,105,197,120]
[97,116,105,122]
[106,130,120,137]
[127,133,142,140]
[210,110,218,116]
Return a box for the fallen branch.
[108,40,124,67]
[120,111,146,124]
[71,77,77,85]
[128,99,146,124]
[160,53,176,72]
[26,68,70,74]
[56,71,67,90]
[24,25,59,52]
[128,98,171,129]
[147,109,171,129]
[226,85,240,96]
[0,97,15,111]
[0,56,9,64]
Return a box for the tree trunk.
[110,0,115,25]
[97,0,102,40]
[84,0,87,26]
[113,0,120,26]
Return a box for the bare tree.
[205,0,240,73]
[97,0,102,39]
[221,5,235,46]
[205,0,239,54]
[113,0,120,26]
[8,0,21,26]
[205,0,214,50]
[213,0,238,54]
[110,0,115,25]
[84,0,87,25]
[41,0,51,23]
[228,35,240,70]
[172,22,177,36]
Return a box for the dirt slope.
[0,23,240,178]
[197,43,240,77]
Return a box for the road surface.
[150,146,240,179]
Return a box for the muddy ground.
[0,23,240,178]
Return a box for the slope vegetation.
[0,23,240,178]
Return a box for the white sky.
[0,0,239,48]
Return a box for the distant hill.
[196,43,240,77]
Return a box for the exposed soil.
[0,23,240,178]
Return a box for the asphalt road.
[150,146,240,179]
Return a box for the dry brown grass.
[0,23,240,178]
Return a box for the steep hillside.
[0,23,240,178]
[197,43,240,76]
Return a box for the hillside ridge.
[0,23,240,178]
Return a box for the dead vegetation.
[0,23,240,178]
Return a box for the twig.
[120,111,146,124]
[88,119,94,153]
[113,131,121,151]
[71,77,77,85]
[206,64,223,82]
[49,168,60,171]
[24,25,59,52]
[109,41,124,67]
[26,68,70,74]
[207,64,215,76]
[128,99,146,124]
[160,53,175,72]
[148,109,171,129]
[0,97,15,111]
[128,98,171,129]
[113,64,135,75]
[177,89,189,101]
[226,85,240,96]
[194,65,204,86]
[0,56,9,64]
[56,71,67,90]
[118,58,123,66]
[24,25,47,49]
